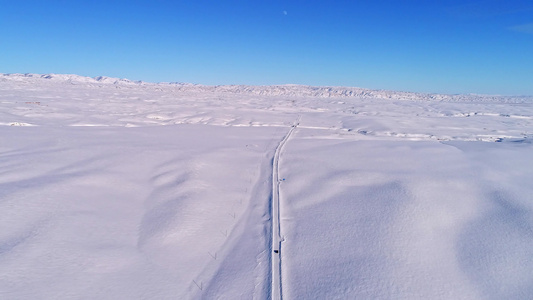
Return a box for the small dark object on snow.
[274,250,279,253]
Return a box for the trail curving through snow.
[271,116,300,300]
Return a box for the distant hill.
[2,73,532,103]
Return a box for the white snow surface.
[1,73,532,299]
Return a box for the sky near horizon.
[1,0,532,95]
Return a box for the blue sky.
[1,0,532,95]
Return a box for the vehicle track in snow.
[271,116,300,300]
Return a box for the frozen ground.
[1,73,532,299]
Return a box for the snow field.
[279,133,533,299]
[1,74,532,299]
[0,125,288,299]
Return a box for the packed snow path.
[271,116,300,300]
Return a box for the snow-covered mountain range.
[2,73,531,103]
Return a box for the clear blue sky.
[1,0,532,95]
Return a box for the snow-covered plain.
[1,73,532,299]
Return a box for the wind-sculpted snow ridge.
[2,73,532,103]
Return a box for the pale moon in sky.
[283,11,287,15]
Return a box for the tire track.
[271,116,300,300]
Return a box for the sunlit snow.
[1,73,532,299]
